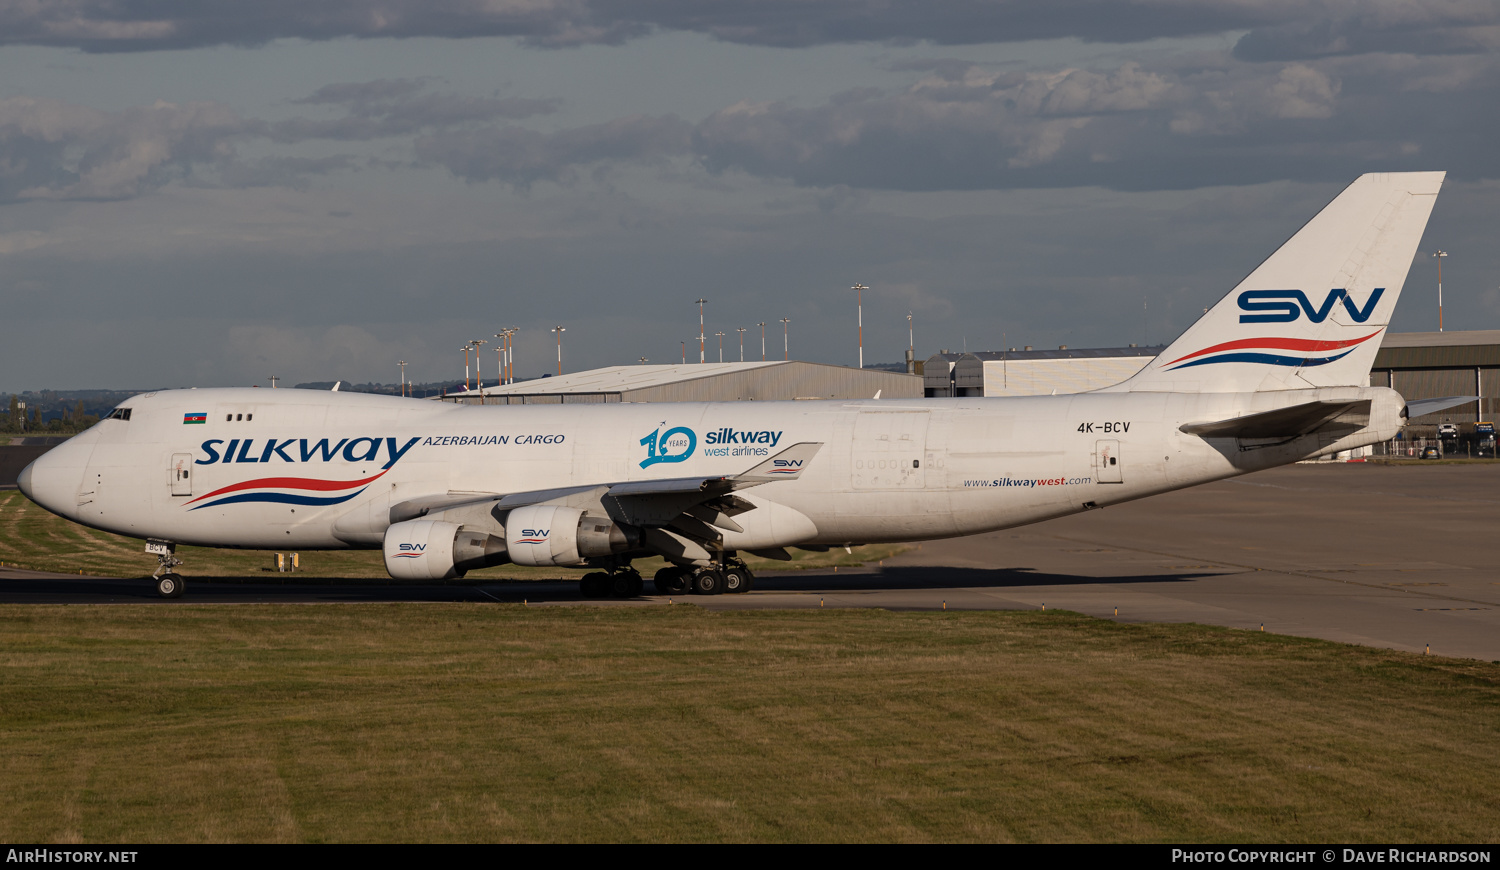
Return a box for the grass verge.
[1,604,1497,842]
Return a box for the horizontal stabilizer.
[1405,396,1477,419]
[1180,400,1370,439]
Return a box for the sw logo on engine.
[1237,288,1384,324]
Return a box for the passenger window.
[226,414,232,422]
[247,414,253,421]
[236,414,242,421]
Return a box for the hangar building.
[921,331,1500,434]
[1370,330,1500,430]
[924,346,1164,397]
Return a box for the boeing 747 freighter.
[18,172,1462,598]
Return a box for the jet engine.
[505,505,640,567]
[383,519,507,580]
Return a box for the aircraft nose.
[15,440,91,520]
[16,460,35,500]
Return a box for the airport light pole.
[851,283,867,369]
[681,341,686,364]
[398,361,407,397]
[501,328,518,384]
[758,322,766,361]
[781,317,791,361]
[268,375,279,389]
[552,326,565,376]
[462,344,472,391]
[1433,250,1447,332]
[470,339,487,393]
[639,357,648,365]
[695,298,707,363]
[715,331,726,363]
[736,327,746,362]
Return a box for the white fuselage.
[21,385,1404,552]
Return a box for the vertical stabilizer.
[1107,171,1444,393]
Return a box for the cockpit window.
[106,407,132,421]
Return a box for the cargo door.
[1095,440,1122,484]
[170,453,193,497]
[851,411,929,490]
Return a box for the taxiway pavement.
[3,463,1497,660]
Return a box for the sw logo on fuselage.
[1237,288,1384,324]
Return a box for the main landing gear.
[651,560,754,597]
[147,540,186,599]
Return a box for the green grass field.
[0,490,905,581]
[1,604,1497,843]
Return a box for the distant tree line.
[2,393,102,434]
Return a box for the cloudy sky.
[2,1,1497,391]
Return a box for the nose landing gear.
[147,540,185,599]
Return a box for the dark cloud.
[1233,3,1500,61]
[215,155,360,190]
[0,2,1495,61]
[414,114,693,186]
[0,96,248,201]
[688,54,1500,191]
[0,80,568,201]
[274,78,560,142]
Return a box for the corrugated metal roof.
[1374,332,1500,369]
[1379,330,1500,348]
[961,346,1164,362]
[477,362,784,395]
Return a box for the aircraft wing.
[1404,395,1478,419]
[387,443,824,538]
[1180,400,1370,440]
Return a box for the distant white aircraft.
[19,172,1464,599]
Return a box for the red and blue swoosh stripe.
[186,469,388,510]
[1162,330,1381,371]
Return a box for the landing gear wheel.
[722,565,750,594]
[155,573,185,599]
[654,567,689,595]
[691,568,724,596]
[610,571,644,598]
[580,572,610,598]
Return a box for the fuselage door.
[170,453,193,497]
[852,411,930,490]
[1095,440,1122,484]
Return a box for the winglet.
[736,442,824,482]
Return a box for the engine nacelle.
[383,519,507,580]
[505,505,639,567]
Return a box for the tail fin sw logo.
[1237,288,1384,324]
